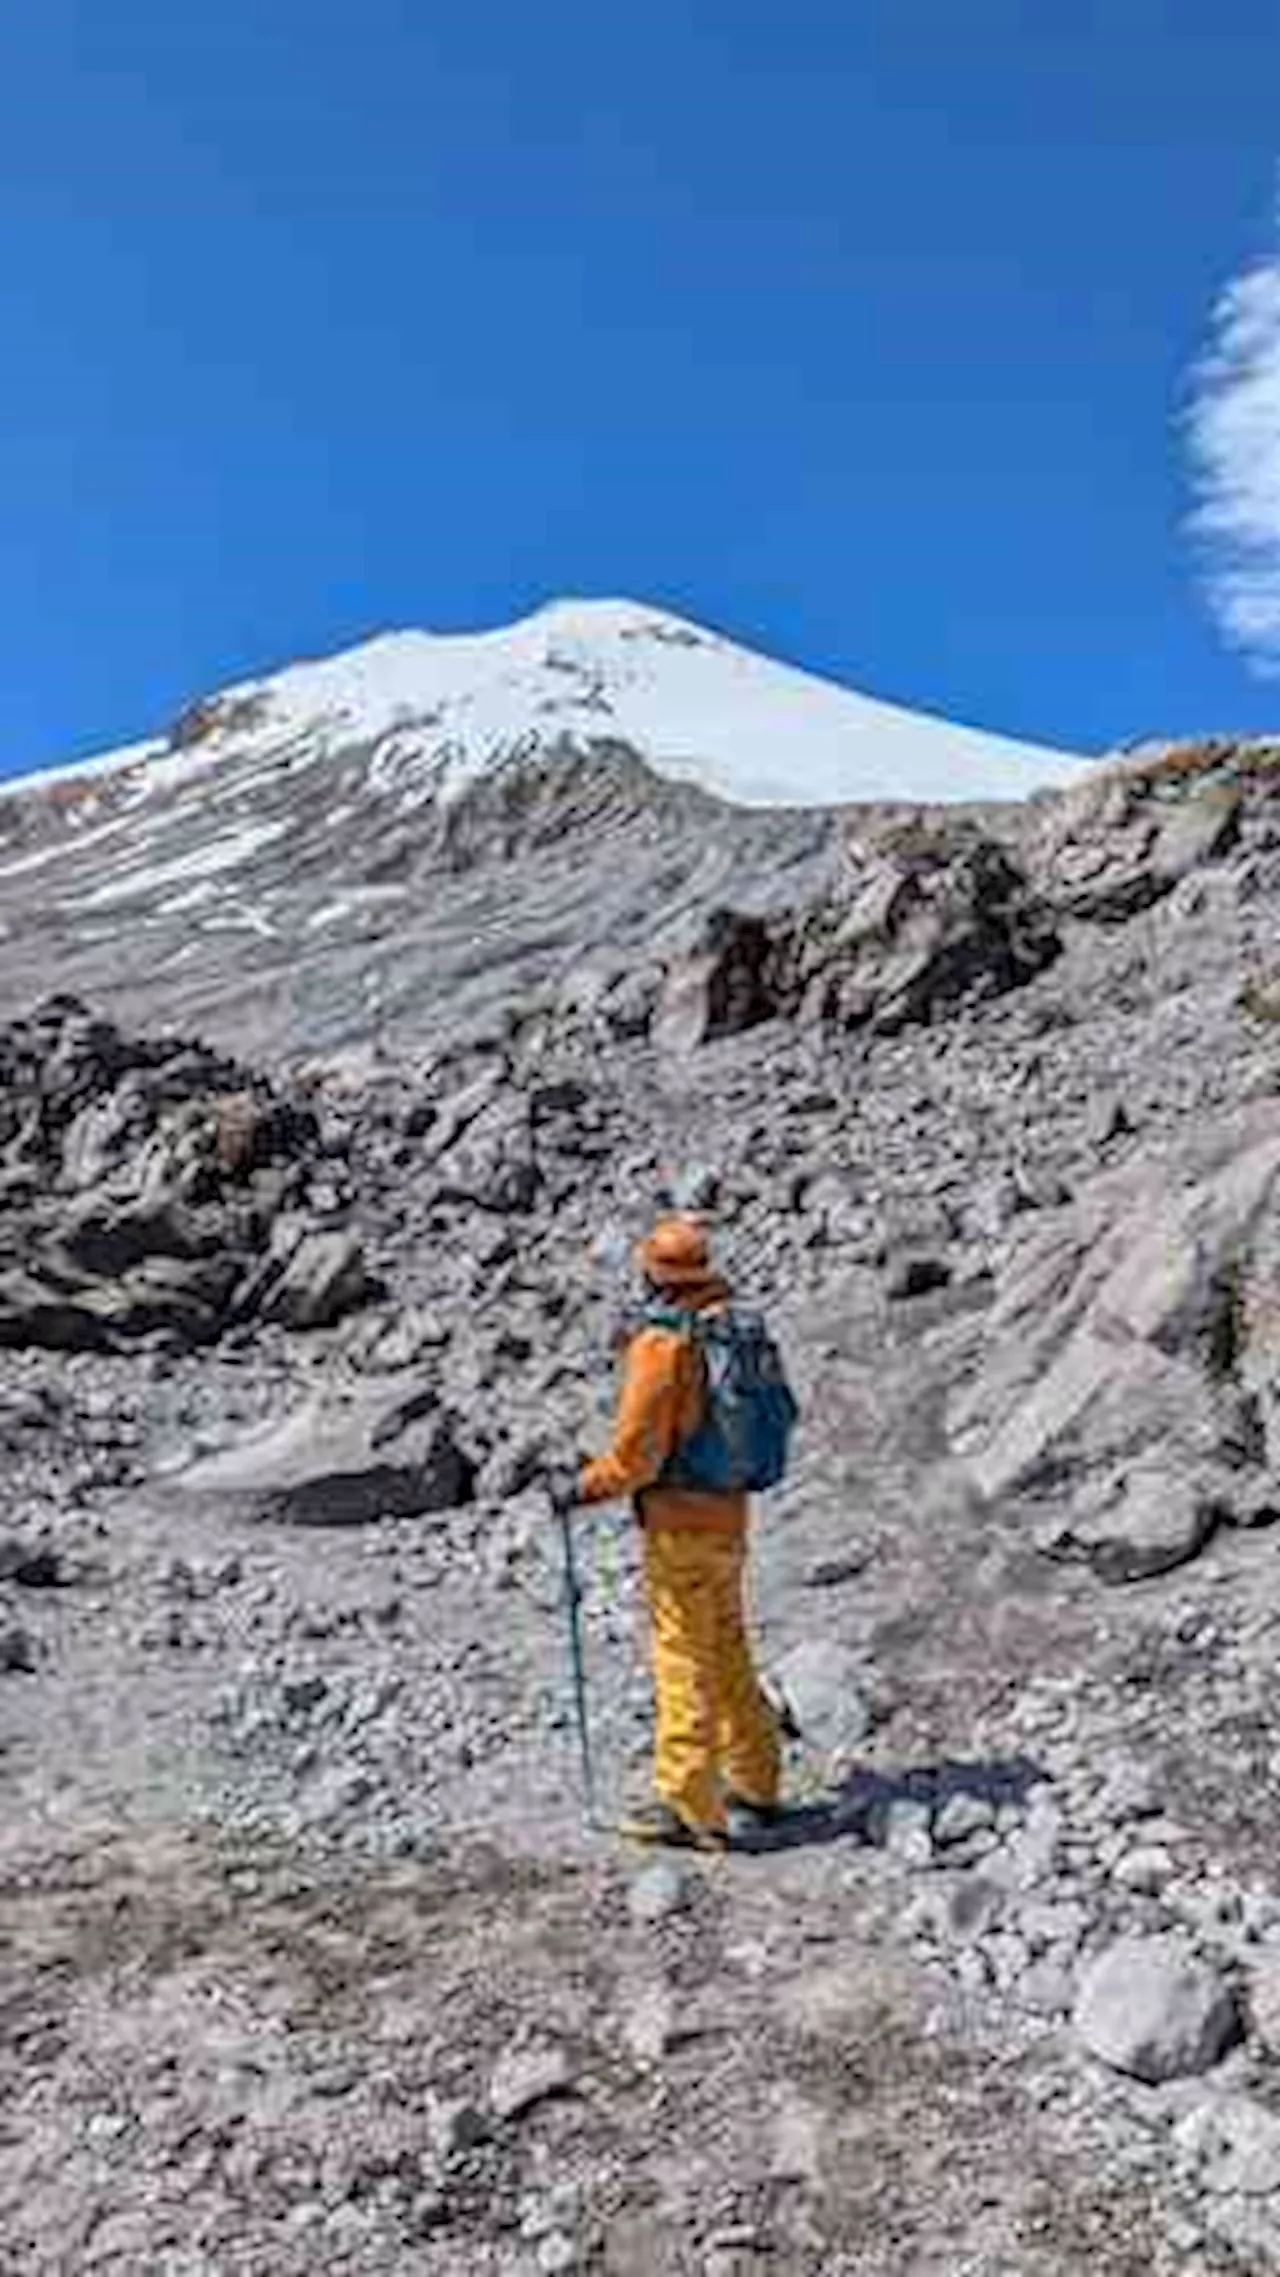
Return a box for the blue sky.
[2,1,1279,780]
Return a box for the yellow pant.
[643,1526,780,1834]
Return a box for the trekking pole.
[554,1495,600,1829]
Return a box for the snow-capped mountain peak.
[0,597,1090,1061]
[151,596,1081,811]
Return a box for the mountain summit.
[25,597,1083,810]
[0,597,1092,1059]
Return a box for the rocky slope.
[6,632,1280,2270]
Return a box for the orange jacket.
[579,1302,748,1537]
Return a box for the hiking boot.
[725,1793,788,1847]
[618,1802,727,1852]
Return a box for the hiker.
[553,1214,794,1851]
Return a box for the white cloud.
[1187,201,1280,671]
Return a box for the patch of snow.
[201,900,279,939]
[0,811,140,882]
[78,820,287,907]
[155,880,221,918]
[305,887,405,932]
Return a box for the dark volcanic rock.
[650,825,1059,1056]
[178,1379,478,1524]
[1034,757,1243,924]
[258,1227,378,1330]
[652,910,782,1053]
[0,1539,65,1588]
[0,997,370,1351]
[0,1619,36,1673]
[792,821,1061,1036]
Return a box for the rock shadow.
[732,1751,1049,1855]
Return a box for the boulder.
[768,1639,874,1758]
[261,1228,375,1330]
[178,1381,477,1526]
[0,1264,117,1353]
[601,967,660,1042]
[0,1250,241,1351]
[1073,1935,1239,2083]
[627,1858,692,1925]
[652,911,780,1055]
[793,824,1059,1036]
[0,998,334,1352]
[932,1793,996,1848]
[885,1253,952,1302]
[951,1111,1280,1508]
[1038,1464,1221,1585]
[0,1539,64,1588]
[57,1195,207,1277]
[1111,1846,1176,1896]
[1033,766,1241,923]
[0,1620,35,1673]
[488,2045,573,2122]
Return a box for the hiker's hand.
[544,1461,581,1516]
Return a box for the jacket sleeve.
[579,1329,686,1505]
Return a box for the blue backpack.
[648,1305,798,1493]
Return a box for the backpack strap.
[639,1304,714,1466]
[642,1303,703,1340]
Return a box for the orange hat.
[637,1214,714,1291]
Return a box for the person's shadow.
[733,1752,1048,1854]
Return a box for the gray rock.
[668,1162,721,1212]
[0,1538,63,1588]
[1038,770,1240,922]
[1176,2094,1280,2197]
[261,1228,375,1331]
[1152,785,1242,889]
[1016,1896,1092,1959]
[883,1799,934,1866]
[794,825,1060,1037]
[1112,1845,1176,1896]
[627,1858,692,1925]
[301,1766,376,1827]
[1074,1935,1240,2083]
[802,1546,872,1590]
[1097,1760,1164,1825]
[954,1117,1280,1502]
[424,2093,488,2160]
[0,1619,35,1673]
[348,1306,451,1373]
[489,2044,573,2122]
[1005,1799,1067,1889]
[178,1381,477,1525]
[885,1252,952,1302]
[0,1000,339,1352]
[282,1672,329,1715]
[1222,1474,1280,1529]
[1247,1955,1280,2056]
[652,911,779,1055]
[768,1639,874,1757]
[1019,1960,1075,2017]
[620,1980,676,2064]
[535,2236,578,2276]
[1040,1464,1220,1585]
[945,1873,1005,1940]
[932,1792,996,1848]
